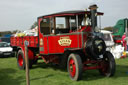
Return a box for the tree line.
[0,21,38,37]
[0,30,19,37]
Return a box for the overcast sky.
[0,0,128,31]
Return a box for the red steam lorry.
[11,5,116,81]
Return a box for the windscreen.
[102,34,111,41]
[0,42,9,47]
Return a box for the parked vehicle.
[0,42,13,57]
[101,30,123,59]
[101,30,114,50]
[113,18,128,43]
[0,37,10,44]
[11,4,116,81]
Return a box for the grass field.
[0,57,128,85]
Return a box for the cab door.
[38,17,52,54]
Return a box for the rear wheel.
[67,53,83,81]
[99,51,116,77]
[17,50,25,70]
[17,50,33,70]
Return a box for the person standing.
[122,33,127,50]
[121,33,127,58]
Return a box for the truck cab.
[38,11,93,54]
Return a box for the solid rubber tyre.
[99,51,116,77]
[17,50,25,70]
[17,50,33,70]
[67,53,83,81]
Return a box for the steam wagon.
[11,4,116,81]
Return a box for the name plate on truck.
[58,36,72,46]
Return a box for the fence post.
[24,40,30,85]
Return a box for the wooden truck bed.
[10,36,38,47]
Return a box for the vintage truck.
[11,5,116,81]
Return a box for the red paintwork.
[11,36,37,60]
[69,58,76,77]
[83,66,101,70]
[98,60,109,74]
[114,40,121,43]
[113,35,122,43]
[38,24,91,55]
[42,11,103,18]
[41,55,59,64]
[11,36,38,47]
[83,60,107,70]
[28,49,34,60]
[83,60,98,65]
[18,54,23,67]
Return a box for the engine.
[85,36,106,59]
[84,5,106,59]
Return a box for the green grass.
[0,57,128,85]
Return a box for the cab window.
[56,17,66,29]
[40,18,50,35]
[55,17,70,34]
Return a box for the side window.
[69,16,77,31]
[40,18,50,35]
[55,17,70,34]
[56,17,66,29]
[70,18,76,28]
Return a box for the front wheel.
[99,51,116,77]
[67,53,83,81]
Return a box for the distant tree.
[103,27,114,32]
[30,21,38,29]
[0,32,2,37]
[0,31,12,37]
[11,30,19,34]
[0,30,21,37]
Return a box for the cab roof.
[38,10,104,19]
[101,30,112,34]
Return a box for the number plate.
[4,53,11,55]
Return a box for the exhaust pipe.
[89,4,98,32]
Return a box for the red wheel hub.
[100,58,109,74]
[69,58,76,77]
[18,54,23,67]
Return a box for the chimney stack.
[89,4,98,32]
